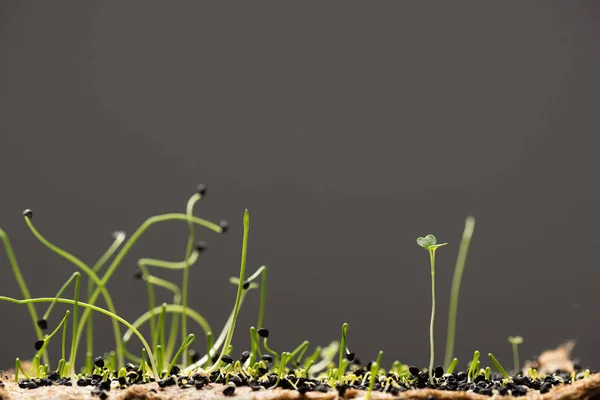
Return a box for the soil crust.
[2,372,600,400]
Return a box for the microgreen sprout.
[444,216,475,369]
[467,350,480,382]
[417,234,447,382]
[508,335,523,373]
[365,351,383,400]
[446,357,459,374]
[488,353,511,380]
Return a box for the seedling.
[417,234,447,382]
[508,335,524,373]
[0,188,594,398]
[444,216,475,369]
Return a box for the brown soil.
[1,373,600,400]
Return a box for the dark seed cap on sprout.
[242,281,250,290]
[240,351,250,363]
[22,209,33,218]
[219,220,229,233]
[133,270,143,280]
[94,356,105,368]
[220,355,234,364]
[409,366,420,376]
[196,184,207,196]
[34,340,44,350]
[435,366,444,378]
[261,354,273,363]
[345,352,355,361]
[257,328,269,338]
[37,319,48,330]
[194,241,208,253]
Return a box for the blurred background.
[1,1,600,371]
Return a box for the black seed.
[118,376,126,386]
[23,209,33,218]
[196,184,207,196]
[242,281,250,290]
[219,220,229,233]
[435,366,444,378]
[34,340,44,350]
[26,381,38,389]
[261,354,273,363]
[99,391,108,400]
[258,328,269,338]
[223,385,235,396]
[169,365,180,375]
[189,350,201,364]
[346,352,355,361]
[220,355,234,364]
[37,319,48,330]
[409,366,420,376]
[240,351,250,363]
[94,356,105,368]
[315,383,330,393]
[194,241,208,253]
[249,380,263,391]
[133,270,143,280]
[195,380,205,390]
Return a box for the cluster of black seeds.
[8,353,592,398]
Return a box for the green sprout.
[444,216,475,369]
[508,335,523,373]
[488,353,511,380]
[417,234,447,382]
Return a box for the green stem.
[512,343,520,373]
[181,193,201,365]
[166,334,195,376]
[206,210,249,374]
[70,213,222,375]
[24,217,124,368]
[0,229,49,365]
[87,231,126,372]
[444,216,475,369]
[428,248,436,383]
[0,296,159,379]
[257,267,267,329]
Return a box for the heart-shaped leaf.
[417,234,437,249]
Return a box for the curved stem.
[71,213,222,376]
[24,217,124,368]
[0,296,159,379]
[0,228,49,365]
[122,304,211,344]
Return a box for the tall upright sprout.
[443,216,475,369]
[417,234,446,383]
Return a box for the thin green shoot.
[468,350,480,382]
[0,228,49,365]
[34,310,70,356]
[447,357,458,374]
[508,335,523,373]
[488,353,510,380]
[417,234,447,383]
[338,323,351,381]
[365,351,383,400]
[444,216,475,369]
[181,192,202,364]
[166,334,195,377]
[206,210,250,374]
[15,358,30,382]
[87,230,126,373]
[70,212,222,373]
[0,295,159,379]
[24,216,125,368]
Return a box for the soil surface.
[2,373,600,400]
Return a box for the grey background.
[1,1,599,371]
